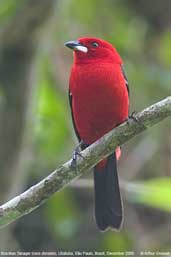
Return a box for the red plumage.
[65,37,129,231]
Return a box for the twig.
[0,97,170,228]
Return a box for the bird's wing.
[121,65,129,95]
[68,89,81,142]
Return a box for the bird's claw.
[70,141,87,168]
[71,151,84,168]
[129,111,138,122]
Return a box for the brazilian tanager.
[65,37,129,231]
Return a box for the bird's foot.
[71,140,88,168]
[129,111,138,122]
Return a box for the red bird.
[65,37,129,231]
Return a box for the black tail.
[93,153,123,231]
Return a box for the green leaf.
[34,61,70,163]
[158,30,171,67]
[125,178,171,211]
[103,231,132,253]
[45,189,80,239]
[0,0,22,22]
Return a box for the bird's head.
[65,37,122,64]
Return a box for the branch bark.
[0,97,171,229]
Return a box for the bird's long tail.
[93,152,123,231]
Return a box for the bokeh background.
[0,0,171,255]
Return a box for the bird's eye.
[91,42,99,47]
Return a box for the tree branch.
[0,97,171,229]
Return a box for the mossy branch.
[0,97,171,229]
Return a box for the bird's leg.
[129,111,138,122]
[116,111,138,127]
[124,112,138,126]
[71,140,89,168]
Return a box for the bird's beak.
[65,40,88,53]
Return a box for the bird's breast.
[70,63,129,144]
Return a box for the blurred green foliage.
[158,30,171,67]
[33,0,171,252]
[0,0,22,23]
[0,0,171,253]
[103,231,132,253]
[126,178,171,211]
[45,189,80,241]
[34,61,70,164]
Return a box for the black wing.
[68,89,81,142]
[121,65,129,95]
